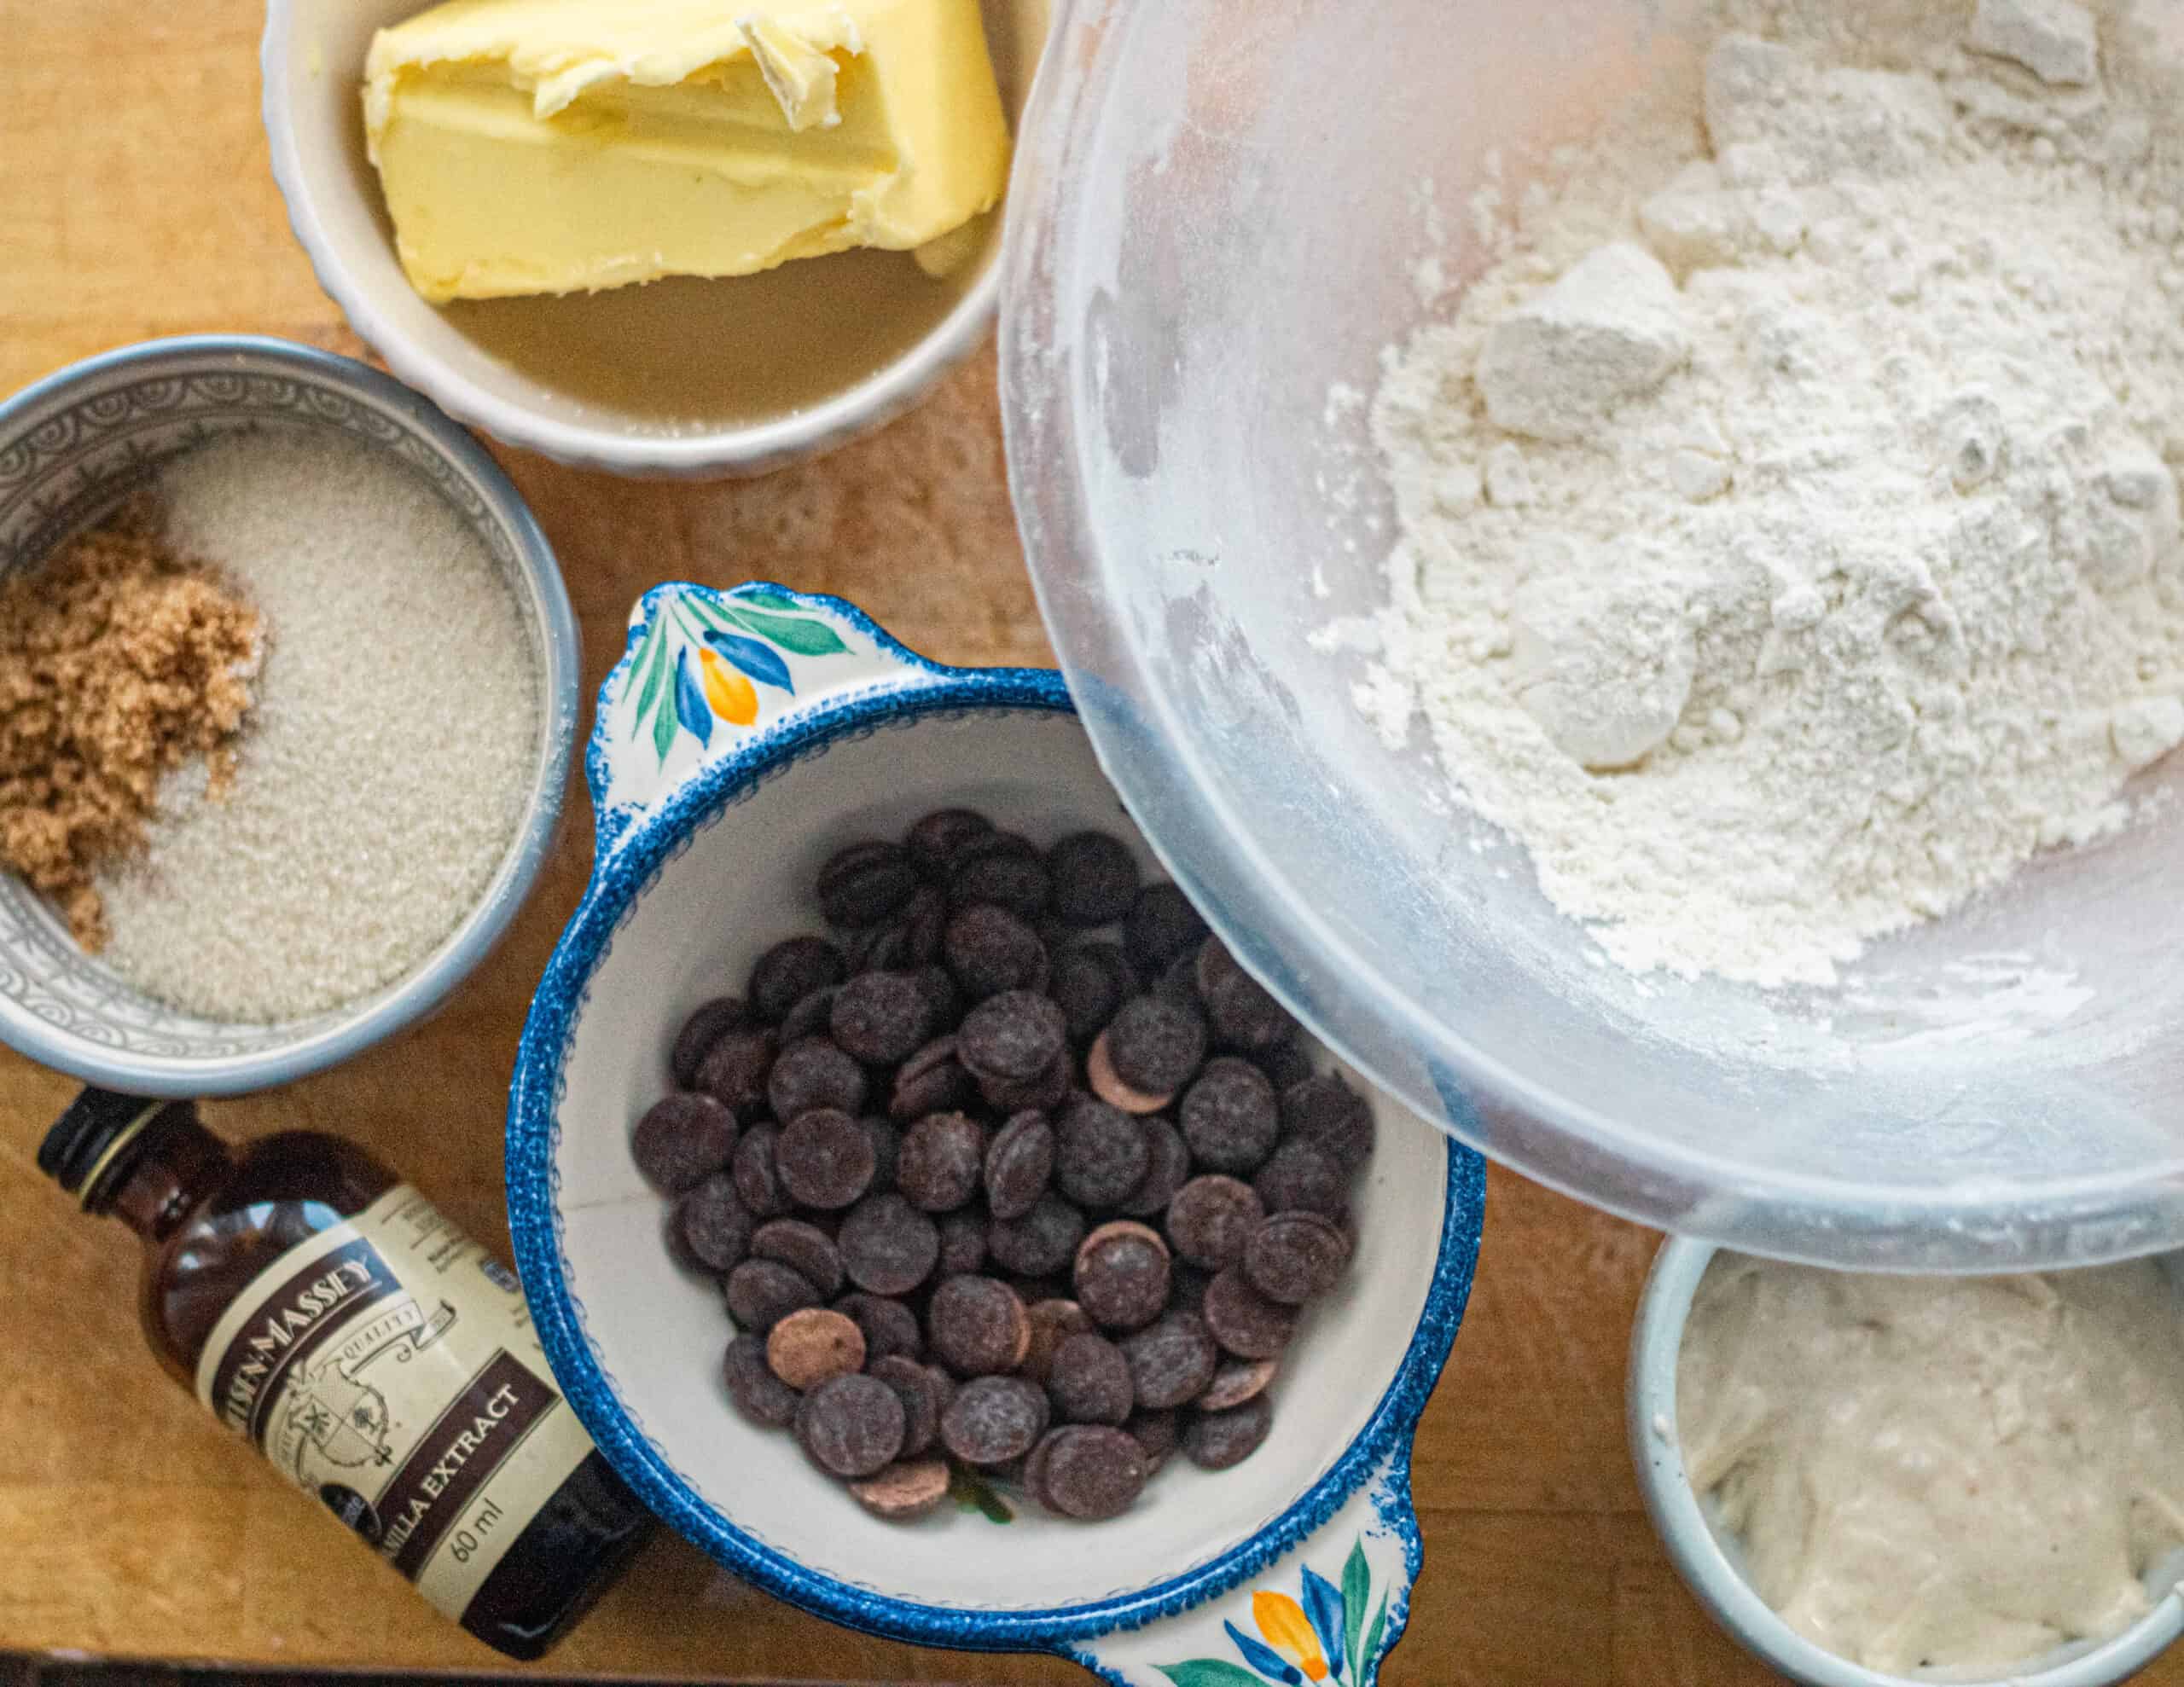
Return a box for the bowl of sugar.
[0,334,578,1095]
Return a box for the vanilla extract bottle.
[40,1087,651,1659]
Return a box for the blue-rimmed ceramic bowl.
[0,335,578,1096]
[1629,1238,2184,1687]
[507,583,1486,1683]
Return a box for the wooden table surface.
[2,5,2171,1686]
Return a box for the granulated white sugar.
[95,430,537,1021]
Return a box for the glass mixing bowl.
[998,0,2184,1270]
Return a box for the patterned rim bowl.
[0,335,578,1097]
[506,583,1488,1683]
[1629,1237,2184,1687]
[258,0,1050,479]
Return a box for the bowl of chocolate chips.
[508,583,1484,1679]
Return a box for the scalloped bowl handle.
[588,583,950,860]
[1065,1450,1424,1687]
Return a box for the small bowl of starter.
[506,583,1487,1678]
[0,334,578,1096]
[260,0,1050,478]
[1630,1238,2184,1687]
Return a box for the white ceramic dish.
[0,335,576,1097]
[260,0,1049,478]
[505,583,1487,1681]
[1629,1238,2184,1687]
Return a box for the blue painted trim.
[0,333,577,1098]
[508,587,1488,1656]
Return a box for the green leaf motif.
[628,617,669,727]
[736,586,804,612]
[947,1466,1014,1524]
[1358,1593,1388,1684]
[649,661,680,763]
[1341,1541,1370,1680]
[723,604,850,657]
[1154,1664,1268,1687]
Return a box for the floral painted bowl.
[506,583,1486,1682]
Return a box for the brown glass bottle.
[41,1087,652,1661]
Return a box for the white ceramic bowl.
[261,0,1050,478]
[1629,1238,2184,1687]
[506,583,1487,1679]
[0,335,577,1097]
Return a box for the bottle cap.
[39,1087,171,1202]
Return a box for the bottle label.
[192,1185,596,1622]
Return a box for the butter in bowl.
[261,0,1048,473]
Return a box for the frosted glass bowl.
[998,0,2184,1270]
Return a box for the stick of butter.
[363,0,1011,303]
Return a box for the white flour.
[1355,0,2184,987]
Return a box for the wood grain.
[0,3,2169,1684]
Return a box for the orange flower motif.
[1253,1591,1330,1681]
[699,646,758,726]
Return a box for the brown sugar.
[0,496,260,948]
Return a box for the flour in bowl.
[1354,0,2184,987]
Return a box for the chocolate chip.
[731,1122,788,1218]
[977,1049,1072,1113]
[941,1375,1050,1466]
[1183,1394,1273,1471]
[849,1458,952,1520]
[1050,943,1136,1044]
[795,1373,906,1478]
[1253,1139,1349,1220]
[819,840,921,929]
[675,1174,753,1272]
[897,1111,985,1213]
[1195,938,1295,1052]
[1127,1408,1179,1473]
[1074,1220,1172,1333]
[938,1209,989,1277]
[1085,1031,1174,1114]
[826,971,932,1066]
[767,1307,867,1390]
[1107,996,1209,1097]
[927,1276,1031,1377]
[1021,1298,1096,1385]
[988,1193,1087,1278]
[778,987,841,1046]
[834,1292,925,1363]
[911,963,965,1031]
[891,1035,972,1121]
[1281,1074,1376,1173]
[1048,1333,1135,1426]
[860,1116,901,1194]
[869,1354,947,1458]
[672,997,749,1089]
[751,936,846,1023]
[632,1093,740,1194]
[1202,1268,1298,1359]
[752,1218,847,1300]
[693,1027,776,1122]
[960,990,1068,1084]
[1120,1119,1191,1218]
[1047,832,1140,927]
[776,1109,879,1210]
[949,838,1051,919]
[724,1258,822,1333]
[1166,1175,1265,1270]
[837,1192,940,1296]
[944,904,1048,1000]
[1124,884,1209,972]
[768,1038,869,1124]
[1180,1058,1280,1174]
[1244,1211,1353,1304]
[1039,1425,1148,1520]
[724,1333,800,1428]
[906,809,995,882]
[1256,1035,1316,1093]
[1055,1097,1151,1208]
[1199,1356,1279,1412]
[984,1110,1055,1220]
[1120,1311,1218,1410]
[1023,1429,1064,1511]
